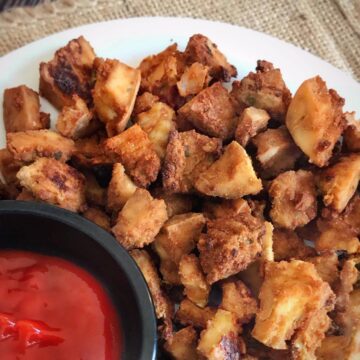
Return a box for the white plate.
[0,16,360,148]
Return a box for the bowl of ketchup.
[0,200,157,360]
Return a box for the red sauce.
[0,250,121,360]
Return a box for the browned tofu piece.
[195,141,262,199]
[235,107,270,147]
[153,213,205,284]
[104,124,160,187]
[93,58,141,136]
[203,198,251,219]
[7,130,75,163]
[176,298,216,328]
[343,112,360,152]
[231,60,291,121]
[56,94,100,139]
[3,85,48,133]
[164,326,199,360]
[112,188,168,250]
[269,170,317,229]
[342,194,360,233]
[220,280,258,324]
[83,207,111,231]
[198,213,265,284]
[162,130,221,193]
[176,62,210,97]
[273,228,316,261]
[307,253,339,287]
[130,249,173,338]
[0,148,23,184]
[184,34,237,81]
[178,82,237,139]
[39,36,96,109]
[107,163,137,212]
[133,92,159,115]
[252,260,335,351]
[16,158,86,212]
[136,102,175,159]
[252,126,302,179]
[286,76,345,167]
[317,154,360,213]
[179,254,210,308]
[197,309,242,359]
[84,171,106,207]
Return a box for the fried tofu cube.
[179,254,210,308]
[230,60,291,121]
[203,198,251,219]
[93,58,141,136]
[343,112,360,152]
[176,298,216,328]
[133,91,159,115]
[130,249,173,336]
[104,124,160,187]
[178,82,237,139]
[194,141,262,199]
[184,34,237,81]
[220,280,258,324]
[307,253,339,287]
[285,76,345,167]
[7,130,75,163]
[136,102,175,158]
[317,154,360,213]
[162,130,221,193]
[273,229,316,261]
[164,326,199,360]
[0,148,22,184]
[16,158,86,212]
[269,170,317,229]
[197,309,242,359]
[56,95,99,139]
[112,188,168,249]
[235,107,270,147]
[39,36,96,109]
[176,62,210,97]
[83,207,111,231]
[198,214,264,284]
[252,126,302,179]
[84,171,107,207]
[152,188,193,217]
[3,85,49,133]
[252,260,335,350]
[153,213,205,284]
[342,194,360,233]
[107,163,137,213]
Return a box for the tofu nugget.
[194,141,263,199]
[252,260,335,351]
[104,124,161,187]
[178,82,237,139]
[203,198,251,219]
[230,60,291,121]
[162,130,221,193]
[83,207,111,231]
[198,213,265,284]
[16,158,86,212]
[269,170,317,229]
[93,58,141,136]
[39,36,96,109]
[7,130,75,163]
[0,148,23,184]
[343,112,360,152]
[307,253,339,287]
[176,62,210,97]
[3,85,49,133]
[317,154,360,213]
[133,92,159,115]
[112,188,168,249]
[286,76,345,167]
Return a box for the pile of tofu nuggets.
[1,34,360,359]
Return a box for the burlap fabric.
[0,0,359,81]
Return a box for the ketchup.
[0,250,121,360]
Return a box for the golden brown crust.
[343,112,360,152]
[307,252,339,287]
[202,198,251,220]
[16,158,86,212]
[176,62,210,97]
[0,148,23,184]
[133,91,159,115]
[269,170,317,230]
[178,82,237,139]
[7,130,75,163]
[83,207,111,231]
[104,124,161,187]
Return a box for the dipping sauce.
[0,250,121,360]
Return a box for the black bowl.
[0,200,157,360]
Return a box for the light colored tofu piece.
[112,188,168,249]
[194,141,262,199]
[176,62,210,97]
[0,148,23,184]
[83,207,111,231]
[286,76,345,167]
[203,198,251,219]
[16,158,86,212]
[343,112,360,152]
[93,58,141,136]
[7,129,75,163]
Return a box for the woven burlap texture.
[0,0,359,81]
